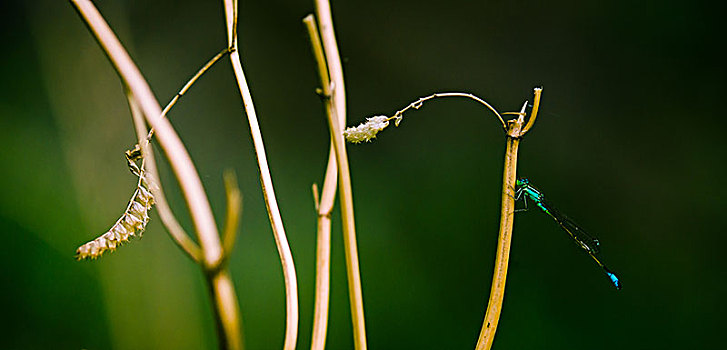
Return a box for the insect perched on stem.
[515,178,622,289]
[75,145,155,260]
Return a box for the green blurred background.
[2,0,724,349]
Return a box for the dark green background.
[2,0,724,349]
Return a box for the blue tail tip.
[606,271,622,290]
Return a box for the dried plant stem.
[146,46,232,142]
[475,88,542,350]
[310,151,336,350]
[222,170,242,259]
[69,1,241,349]
[311,1,369,347]
[392,92,507,130]
[121,46,231,262]
[70,0,222,266]
[521,88,542,135]
[314,0,346,128]
[303,14,336,350]
[223,1,299,350]
[475,116,522,350]
[208,268,243,350]
[126,92,202,262]
[327,87,368,350]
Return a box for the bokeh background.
[2,0,725,349]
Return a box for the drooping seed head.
[343,116,390,143]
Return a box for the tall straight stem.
[303,13,337,350]
[475,116,525,350]
[314,0,368,346]
[326,100,367,350]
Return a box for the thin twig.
[313,1,369,348]
[475,88,542,350]
[145,46,233,142]
[391,92,507,130]
[222,1,299,350]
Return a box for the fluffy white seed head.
[343,116,390,143]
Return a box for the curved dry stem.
[223,1,299,349]
[126,92,202,262]
[520,87,542,136]
[392,92,507,130]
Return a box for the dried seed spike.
[102,230,117,243]
[124,212,142,228]
[113,223,129,238]
[125,144,142,161]
[89,241,100,257]
[76,244,90,258]
[136,186,153,206]
[75,156,156,261]
[129,201,146,216]
[139,175,148,188]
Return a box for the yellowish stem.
[307,3,369,347]
[222,170,242,260]
[475,119,522,350]
[303,14,336,350]
[209,269,244,350]
[223,1,299,350]
[476,88,542,350]
[330,106,368,350]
